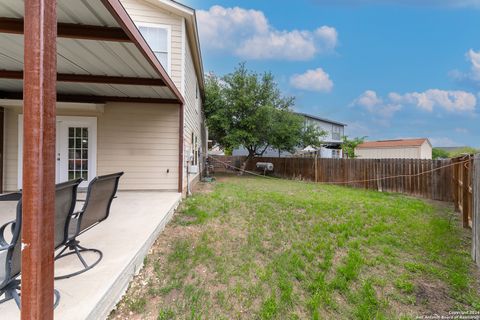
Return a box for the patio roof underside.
[0,0,182,104]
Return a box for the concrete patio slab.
[0,191,181,320]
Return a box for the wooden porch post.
[22,0,57,319]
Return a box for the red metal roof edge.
[356,138,430,149]
[100,0,185,105]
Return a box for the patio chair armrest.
[0,243,13,251]
[70,210,83,219]
[0,220,15,247]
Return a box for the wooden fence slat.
[463,159,471,228]
[472,154,480,266]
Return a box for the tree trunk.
[239,153,254,175]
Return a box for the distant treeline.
[433,147,479,159]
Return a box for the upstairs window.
[138,23,171,74]
[332,126,342,140]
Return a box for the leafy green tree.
[269,111,327,156]
[341,136,366,158]
[432,148,450,159]
[301,123,328,150]
[448,147,479,158]
[204,63,325,163]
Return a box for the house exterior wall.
[122,0,206,192]
[121,0,183,90]
[2,1,206,193]
[419,141,433,159]
[356,146,423,159]
[356,141,432,159]
[304,118,344,143]
[3,103,179,192]
[183,36,205,188]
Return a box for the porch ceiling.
[0,0,183,104]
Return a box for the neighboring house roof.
[144,0,205,95]
[295,112,347,127]
[357,138,431,149]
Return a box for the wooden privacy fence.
[452,156,474,228]
[210,156,454,201]
[472,154,480,267]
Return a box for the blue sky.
[185,0,480,147]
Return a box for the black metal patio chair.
[54,172,124,280]
[0,179,82,308]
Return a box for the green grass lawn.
[110,175,480,320]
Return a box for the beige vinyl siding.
[97,103,179,190]
[183,37,203,187]
[419,141,433,159]
[3,103,179,191]
[356,146,423,159]
[121,0,183,90]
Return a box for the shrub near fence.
[210,155,454,201]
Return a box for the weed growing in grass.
[125,297,147,313]
[157,308,175,320]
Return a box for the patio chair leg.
[54,244,69,260]
[10,286,21,308]
[53,289,60,308]
[0,284,60,309]
[54,240,103,280]
[74,245,89,268]
[0,280,21,307]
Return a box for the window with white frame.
[138,23,171,74]
[332,126,342,140]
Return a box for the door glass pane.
[68,127,88,181]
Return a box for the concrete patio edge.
[86,195,181,320]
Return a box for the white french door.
[18,116,97,189]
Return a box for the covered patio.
[0,191,181,319]
[0,0,185,319]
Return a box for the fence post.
[463,157,471,228]
[375,159,381,192]
[472,154,480,266]
[452,158,459,211]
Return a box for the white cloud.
[393,89,477,112]
[467,49,480,80]
[351,90,401,119]
[352,89,476,117]
[353,90,383,109]
[450,49,480,85]
[290,68,334,92]
[197,6,338,60]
